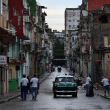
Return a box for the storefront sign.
[0,55,7,65]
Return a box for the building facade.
[65,8,80,70]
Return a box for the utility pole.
[90,13,95,84]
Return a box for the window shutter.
[104,36,108,47]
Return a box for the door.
[104,35,108,47]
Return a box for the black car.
[57,66,62,72]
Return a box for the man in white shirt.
[21,74,29,100]
[101,77,109,96]
[30,74,39,100]
[86,75,91,96]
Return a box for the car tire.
[72,92,77,97]
[54,93,56,98]
[74,92,77,97]
[72,94,74,97]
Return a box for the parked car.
[52,74,77,98]
[57,66,62,72]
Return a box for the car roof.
[56,75,73,78]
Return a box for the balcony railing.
[80,35,86,39]
[85,44,90,51]
[0,27,15,41]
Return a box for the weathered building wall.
[88,0,110,11]
[105,53,110,80]
[8,64,16,90]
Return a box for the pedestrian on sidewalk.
[27,76,30,94]
[101,77,109,97]
[86,74,91,96]
[30,74,39,100]
[21,74,29,100]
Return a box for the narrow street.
[0,67,110,110]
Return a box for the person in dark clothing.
[73,68,75,75]
[89,85,94,97]
[27,76,30,94]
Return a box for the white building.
[65,8,80,68]
[53,30,65,43]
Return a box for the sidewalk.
[0,72,51,104]
[70,72,110,100]
[94,89,110,99]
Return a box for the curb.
[39,73,51,84]
[0,72,51,104]
[96,93,110,100]
[0,94,21,104]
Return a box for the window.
[13,6,16,16]
[8,69,12,81]
[18,16,21,25]
[69,25,71,29]
[72,37,74,42]
[69,20,71,22]
[99,16,108,23]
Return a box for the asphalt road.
[0,67,110,110]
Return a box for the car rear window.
[55,77,74,82]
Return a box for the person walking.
[101,77,109,97]
[30,74,39,100]
[21,74,29,100]
[73,67,75,75]
[86,75,91,96]
[27,76,30,94]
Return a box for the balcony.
[23,34,30,40]
[9,53,26,63]
[0,27,15,42]
[43,51,47,58]
[31,43,38,51]
[40,35,44,39]
[85,44,90,51]
[39,46,46,50]
[44,37,48,43]
[25,21,32,31]
[80,35,86,39]
[23,7,29,16]
[39,28,44,34]
[23,42,30,52]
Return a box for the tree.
[27,0,36,16]
[53,39,64,54]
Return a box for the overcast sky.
[37,0,82,32]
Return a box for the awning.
[46,63,49,66]
[17,34,30,40]
[22,7,29,16]
[10,59,26,63]
[95,60,102,63]
[0,27,15,40]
